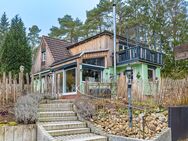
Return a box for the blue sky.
[0,0,100,35]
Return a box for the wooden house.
[32,31,163,98]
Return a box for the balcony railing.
[117,46,163,66]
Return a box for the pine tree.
[1,15,31,74]
[83,0,112,36]
[28,25,41,49]
[49,15,83,42]
[28,25,41,67]
[0,12,9,46]
[0,12,9,73]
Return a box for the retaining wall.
[37,124,54,141]
[0,124,36,141]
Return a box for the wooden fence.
[116,73,188,106]
[79,73,160,100]
[1,69,187,106]
[116,73,160,101]
[0,71,31,105]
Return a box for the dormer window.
[42,51,46,62]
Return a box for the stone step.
[37,99,107,141]
[54,133,107,141]
[41,99,75,104]
[38,116,78,122]
[38,106,73,112]
[43,121,86,131]
[60,99,75,103]
[38,111,76,117]
[48,128,90,136]
[39,103,73,108]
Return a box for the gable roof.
[42,36,72,61]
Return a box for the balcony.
[117,46,163,66]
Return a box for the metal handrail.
[76,84,105,100]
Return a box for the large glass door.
[64,68,76,94]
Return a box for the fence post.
[5,77,8,103]
[13,78,16,103]
[9,72,12,103]
[31,74,34,93]
[26,73,29,93]
[3,72,6,105]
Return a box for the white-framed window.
[42,51,46,62]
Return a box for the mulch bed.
[0,103,15,123]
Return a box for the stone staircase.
[37,99,107,141]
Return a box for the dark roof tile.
[43,36,73,61]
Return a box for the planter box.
[168,106,188,141]
[0,124,36,141]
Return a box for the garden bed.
[0,104,16,126]
[76,98,168,140]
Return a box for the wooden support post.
[46,75,50,94]
[52,72,55,97]
[48,75,51,95]
[44,75,47,95]
[77,60,81,95]
[39,73,41,94]
[57,73,60,99]
[54,73,56,97]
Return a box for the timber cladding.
[32,39,54,74]
[69,35,109,55]
[69,35,114,67]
